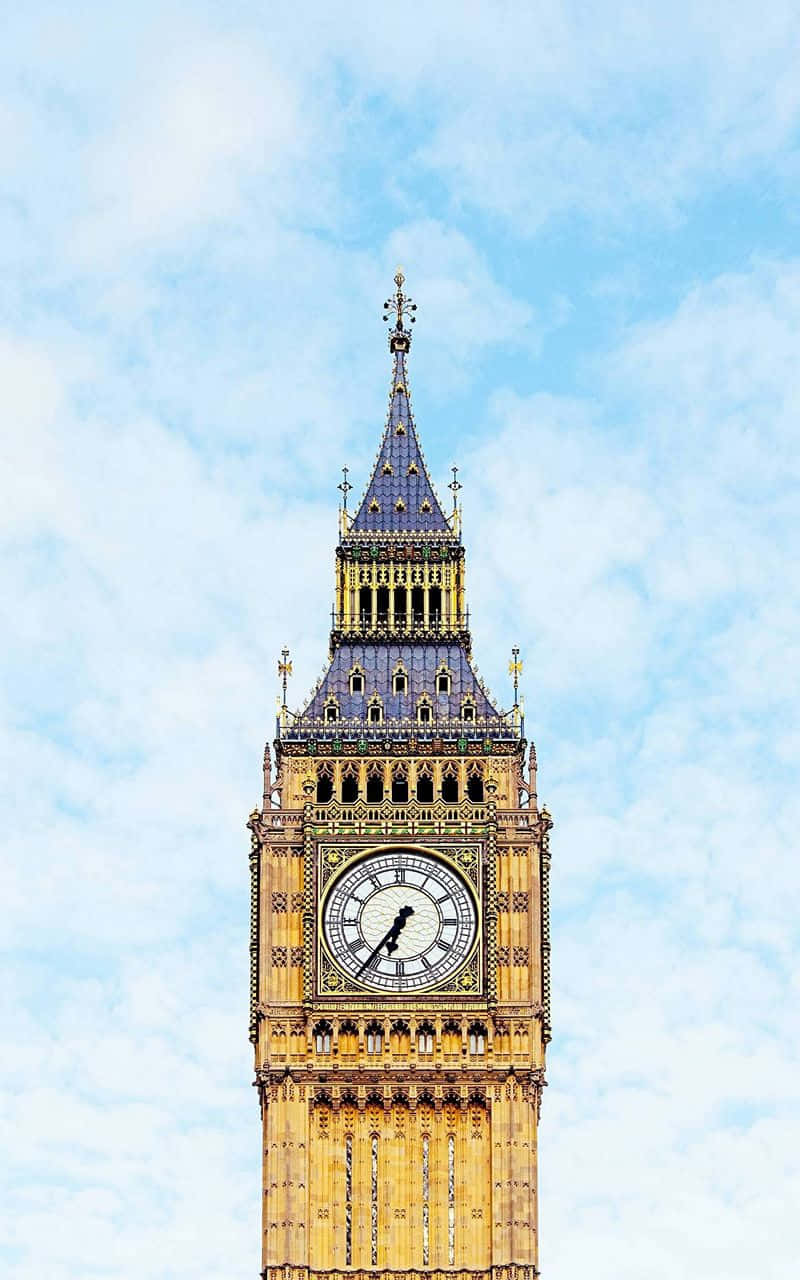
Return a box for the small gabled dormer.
[436,663,452,695]
[392,661,408,696]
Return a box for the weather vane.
[278,646,293,710]
[338,465,352,510]
[508,646,523,709]
[383,267,417,334]
[449,465,462,513]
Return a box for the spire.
[348,269,450,535]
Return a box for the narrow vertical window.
[422,1135,430,1266]
[371,1135,379,1266]
[448,1134,456,1264]
[345,1134,353,1265]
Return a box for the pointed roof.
[295,643,507,730]
[348,272,450,535]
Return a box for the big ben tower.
[247,272,552,1280]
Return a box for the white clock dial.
[322,848,477,992]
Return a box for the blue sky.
[2,3,799,1276]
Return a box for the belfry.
[248,272,552,1280]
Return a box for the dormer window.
[395,497,406,511]
[382,461,394,475]
[420,498,432,513]
[407,462,419,476]
[436,666,451,695]
[417,696,432,725]
[369,498,380,513]
[393,668,407,695]
[395,422,406,435]
[367,694,383,725]
[462,697,476,723]
[349,667,364,695]
[323,697,339,723]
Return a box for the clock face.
[322,848,477,992]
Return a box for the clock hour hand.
[356,905,414,975]
[385,904,414,953]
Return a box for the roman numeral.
[348,939,367,954]
[442,917,457,926]
[394,867,406,883]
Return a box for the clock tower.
[248,272,552,1280]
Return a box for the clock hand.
[385,904,414,953]
[356,906,414,975]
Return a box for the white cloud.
[457,257,800,1275]
[1,8,799,1276]
[75,36,299,258]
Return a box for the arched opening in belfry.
[359,586,372,626]
[394,586,407,627]
[441,763,459,803]
[429,586,442,626]
[391,763,409,803]
[416,763,434,803]
[467,766,484,803]
[411,586,424,625]
[376,586,389,625]
[316,764,334,804]
[341,763,358,804]
[366,764,384,803]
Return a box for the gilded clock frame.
[315,839,485,999]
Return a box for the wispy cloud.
[2,4,798,1277]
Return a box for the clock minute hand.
[356,906,414,975]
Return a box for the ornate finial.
[449,465,462,513]
[383,266,417,351]
[338,465,352,510]
[508,645,523,709]
[278,646,293,710]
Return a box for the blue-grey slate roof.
[297,644,505,727]
[349,349,450,534]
